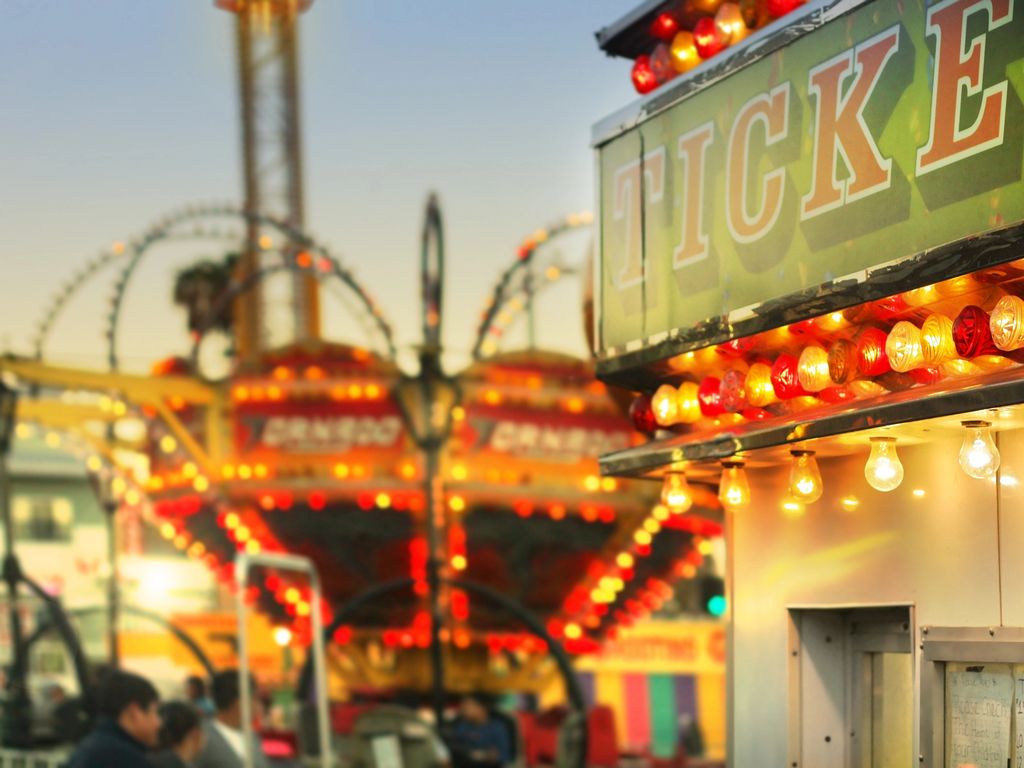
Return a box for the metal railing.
[0,749,68,768]
[235,552,333,768]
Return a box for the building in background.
[0,427,221,695]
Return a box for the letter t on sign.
[612,147,666,289]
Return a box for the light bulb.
[864,437,904,492]
[745,363,776,406]
[670,31,700,73]
[651,384,680,426]
[921,314,957,365]
[661,472,694,513]
[990,295,1024,351]
[789,450,823,503]
[676,381,703,423]
[718,461,751,510]
[715,2,749,44]
[885,321,924,372]
[959,420,1000,480]
[797,345,831,392]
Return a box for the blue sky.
[0,1,636,371]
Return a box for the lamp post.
[0,380,31,748]
[86,469,120,667]
[391,193,460,728]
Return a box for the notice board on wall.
[945,663,1013,768]
[1015,667,1024,768]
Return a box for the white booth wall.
[729,428,1024,765]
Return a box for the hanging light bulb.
[718,460,751,510]
[959,420,1000,480]
[789,450,823,503]
[864,437,904,492]
[651,384,680,426]
[661,472,694,513]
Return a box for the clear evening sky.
[0,1,635,372]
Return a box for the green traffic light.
[707,594,727,617]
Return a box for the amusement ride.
[0,0,724,762]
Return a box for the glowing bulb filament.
[959,420,1000,480]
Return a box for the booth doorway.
[788,606,913,768]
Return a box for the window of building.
[11,496,74,542]
[920,626,1024,768]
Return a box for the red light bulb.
[856,327,892,377]
[651,12,679,40]
[770,354,806,399]
[765,0,805,17]
[650,43,677,85]
[631,55,658,94]
[629,394,658,434]
[953,305,999,357]
[827,339,858,384]
[698,376,725,416]
[693,16,728,58]
[719,369,747,413]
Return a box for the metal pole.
[0,404,31,747]
[105,504,119,666]
[422,430,446,728]
[525,262,536,350]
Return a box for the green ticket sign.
[595,0,1024,366]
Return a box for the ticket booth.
[589,0,1024,765]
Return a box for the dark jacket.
[67,718,152,768]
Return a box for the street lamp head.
[0,381,19,456]
[86,467,119,515]
[393,373,462,448]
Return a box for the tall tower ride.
[217,0,321,363]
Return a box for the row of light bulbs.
[659,421,1001,510]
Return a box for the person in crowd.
[184,675,215,717]
[450,694,512,768]
[149,701,206,768]
[193,669,270,768]
[66,670,161,768]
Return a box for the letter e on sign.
[916,0,1013,175]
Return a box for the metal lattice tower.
[218,0,321,362]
